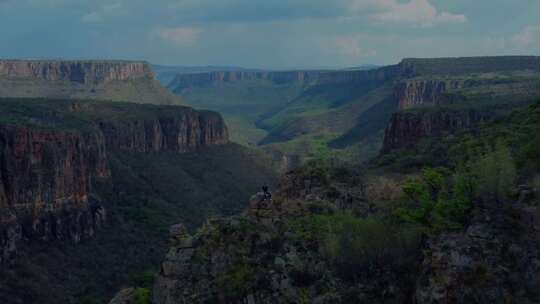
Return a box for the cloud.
[164,0,465,27]
[155,27,203,46]
[513,25,540,48]
[370,0,466,26]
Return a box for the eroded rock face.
[0,60,153,85]
[169,70,321,92]
[416,205,540,304]
[0,125,110,264]
[0,60,182,104]
[98,110,228,153]
[381,110,489,154]
[396,79,470,109]
[0,101,229,265]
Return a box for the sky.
[0,0,539,69]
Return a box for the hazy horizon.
[1,0,539,69]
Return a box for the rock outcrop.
[416,204,540,304]
[151,168,399,304]
[0,60,182,104]
[381,109,490,154]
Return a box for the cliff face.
[169,70,321,91]
[381,110,489,154]
[317,63,411,85]
[0,60,183,104]
[396,79,470,109]
[0,60,154,85]
[0,125,110,264]
[98,110,229,153]
[0,100,230,265]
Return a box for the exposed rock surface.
[396,79,471,109]
[0,60,152,84]
[98,109,229,153]
[0,60,182,104]
[150,164,540,303]
[381,110,490,154]
[0,125,109,264]
[416,204,540,304]
[151,169,412,304]
[169,70,321,92]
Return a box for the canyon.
[1,56,540,304]
[165,56,540,165]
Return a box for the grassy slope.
[0,77,185,105]
[177,79,307,145]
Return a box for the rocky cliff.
[169,70,321,91]
[98,109,229,153]
[147,164,540,304]
[396,79,471,109]
[0,99,229,265]
[381,109,489,154]
[0,60,153,85]
[416,204,540,303]
[0,125,110,264]
[0,60,182,104]
[151,168,382,304]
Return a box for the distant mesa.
[0,59,183,105]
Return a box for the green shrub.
[128,269,158,288]
[394,167,472,231]
[216,261,256,300]
[133,288,151,304]
[471,140,516,203]
[288,212,422,280]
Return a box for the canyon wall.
[0,60,154,85]
[0,126,110,264]
[98,109,229,153]
[0,60,182,104]
[395,79,471,109]
[169,70,322,91]
[0,101,229,265]
[381,110,489,154]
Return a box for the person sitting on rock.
[262,185,272,200]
